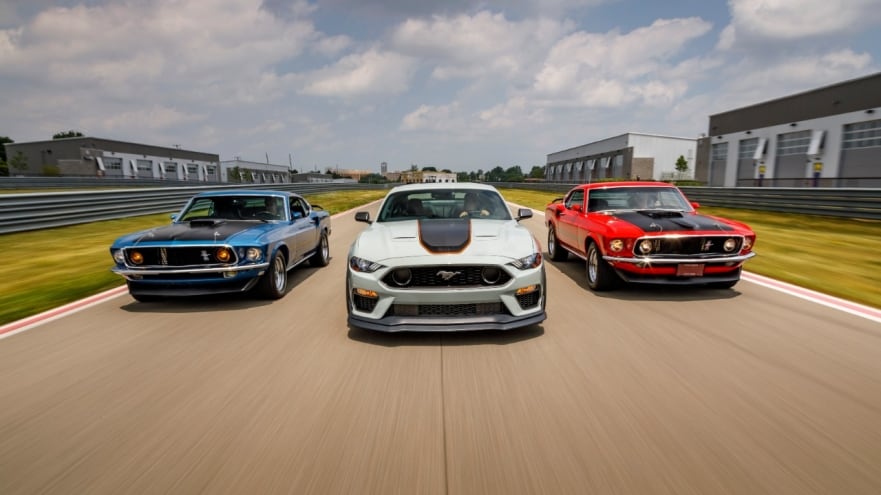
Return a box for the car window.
[179,198,214,220]
[377,190,512,221]
[564,190,584,210]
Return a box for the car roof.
[193,189,299,198]
[387,182,500,193]
[576,181,676,190]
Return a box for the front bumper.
[115,265,267,297]
[347,262,546,332]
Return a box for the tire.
[310,231,330,267]
[257,250,288,299]
[586,242,619,291]
[547,226,568,261]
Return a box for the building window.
[738,138,759,159]
[776,130,811,156]
[187,163,199,175]
[165,162,178,173]
[103,157,123,170]
[843,119,881,149]
[711,142,728,161]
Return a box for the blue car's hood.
[113,220,275,246]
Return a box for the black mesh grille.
[382,266,511,288]
[634,236,743,256]
[516,287,541,309]
[353,294,378,312]
[125,246,238,267]
[391,302,503,317]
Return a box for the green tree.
[422,166,437,172]
[675,155,689,173]
[529,166,545,179]
[10,150,28,174]
[0,136,12,163]
[504,165,524,182]
[486,166,505,182]
[52,130,84,139]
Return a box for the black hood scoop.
[137,220,257,242]
[418,219,471,253]
[614,211,735,232]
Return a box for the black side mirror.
[516,208,533,221]
[355,211,372,224]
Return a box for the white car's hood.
[352,219,537,262]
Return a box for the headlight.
[509,252,542,270]
[609,239,624,252]
[638,239,653,255]
[350,256,385,273]
[112,249,125,264]
[723,238,738,252]
[245,247,263,261]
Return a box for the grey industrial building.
[697,71,881,187]
[545,133,696,183]
[4,137,221,182]
[546,71,881,187]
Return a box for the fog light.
[516,284,538,295]
[354,288,378,298]
[129,251,144,265]
[215,247,232,263]
[223,271,237,278]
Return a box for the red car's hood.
[602,210,741,234]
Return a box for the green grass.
[499,188,881,310]
[1,186,878,327]
[0,190,388,326]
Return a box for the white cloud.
[720,0,881,49]
[391,11,571,82]
[300,48,417,97]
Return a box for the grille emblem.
[701,240,714,252]
[436,270,462,281]
[200,250,210,261]
[159,247,168,265]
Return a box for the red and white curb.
[0,286,129,340]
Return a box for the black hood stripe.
[134,220,258,243]
[418,219,471,253]
[613,211,735,232]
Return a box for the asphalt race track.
[2,205,881,494]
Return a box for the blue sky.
[1,0,880,173]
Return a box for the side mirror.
[690,201,701,209]
[355,211,372,224]
[516,208,533,221]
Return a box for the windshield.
[587,187,692,212]
[377,189,512,222]
[178,196,286,221]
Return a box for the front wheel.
[586,242,619,291]
[547,226,568,261]
[257,250,288,299]
[310,231,330,267]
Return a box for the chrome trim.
[603,252,756,264]
[112,262,270,276]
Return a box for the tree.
[504,165,524,182]
[52,130,84,139]
[529,166,545,179]
[675,155,689,173]
[422,166,437,172]
[10,150,28,175]
[0,136,12,163]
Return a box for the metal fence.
[1,179,879,235]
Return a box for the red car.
[545,181,756,290]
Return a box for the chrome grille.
[124,246,238,267]
[634,236,743,256]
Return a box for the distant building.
[399,170,457,183]
[220,159,291,184]
[698,71,881,187]
[545,133,696,183]
[380,161,388,174]
[291,172,334,183]
[4,136,220,181]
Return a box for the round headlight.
[215,247,232,263]
[638,239,653,255]
[723,238,737,252]
[481,267,502,284]
[245,247,262,261]
[609,239,624,252]
[129,251,144,265]
[392,268,412,286]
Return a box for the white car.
[347,183,546,332]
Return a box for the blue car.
[110,190,331,302]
